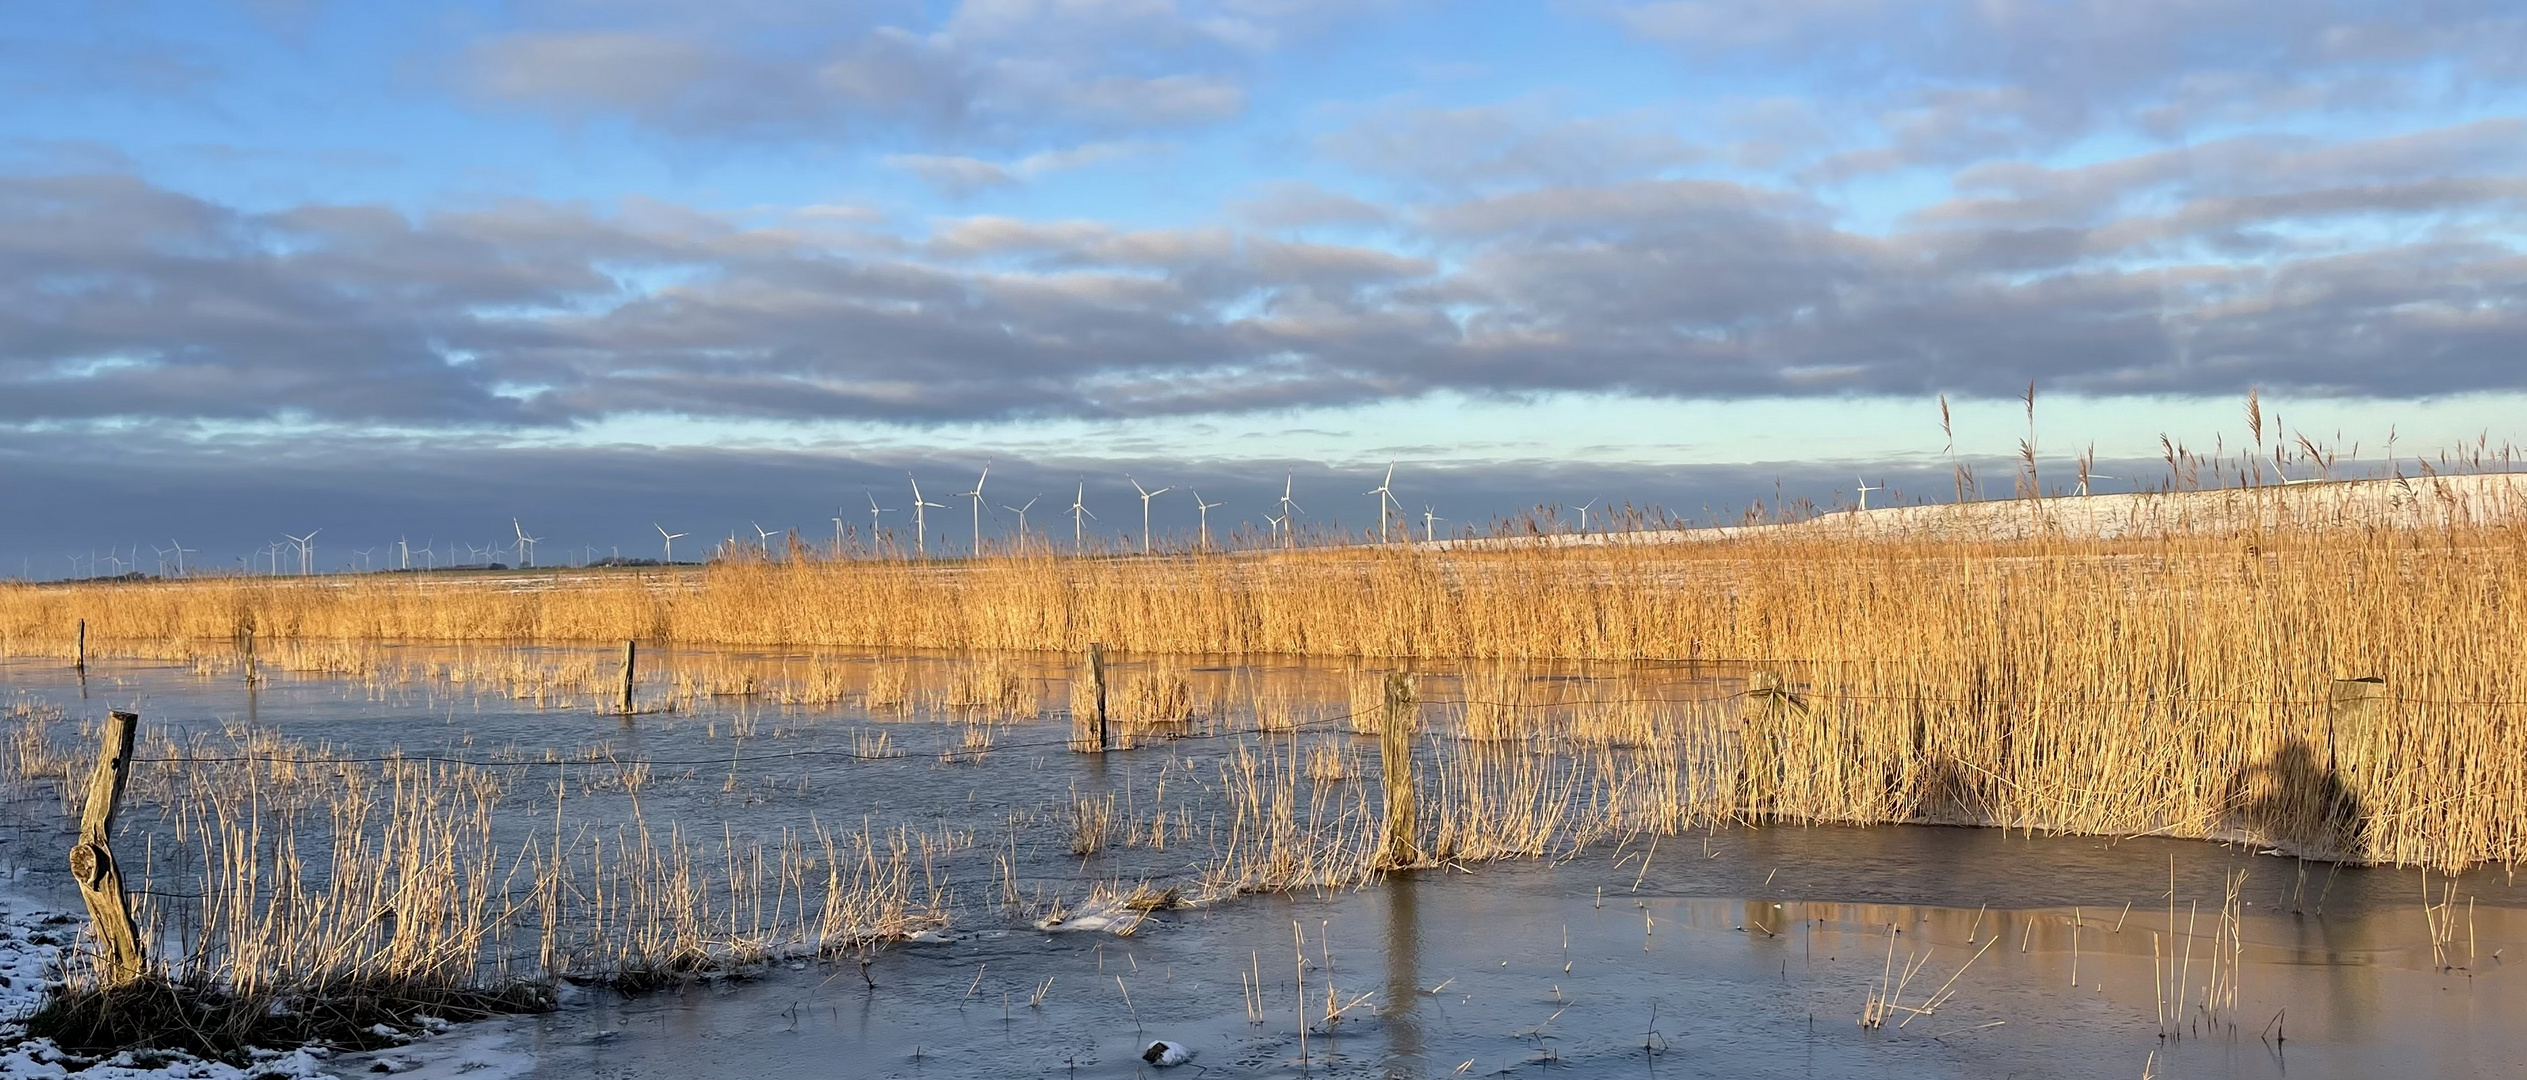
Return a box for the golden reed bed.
[7,482,2527,869]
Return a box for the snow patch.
[1033,895,1146,935]
[1,877,529,1080]
[334,1018,536,1080]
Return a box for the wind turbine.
[284,530,320,576]
[354,547,375,572]
[2074,474,2115,497]
[1002,496,1039,554]
[1366,464,1399,543]
[1277,473,1302,548]
[170,539,193,577]
[959,462,991,556]
[1855,479,1883,511]
[655,523,688,563]
[1192,491,1225,551]
[512,519,540,568]
[907,474,945,558]
[831,512,848,556]
[1264,512,1286,546]
[1069,480,1096,552]
[1423,506,1443,542]
[751,521,778,559]
[151,544,173,577]
[1574,499,1598,533]
[1127,475,1169,555]
[865,490,894,552]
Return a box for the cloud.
[6,107,2527,436]
[1609,1,2527,170]
[1320,99,1702,191]
[1230,181,1394,229]
[464,32,728,114]
[452,0,1338,143]
[885,141,1151,196]
[885,154,1024,195]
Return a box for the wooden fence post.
[1075,642,1109,752]
[1379,672,1420,869]
[242,626,258,686]
[619,640,637,714]
[75,618,87,673]
[71,710,144,985]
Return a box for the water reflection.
[6,650,2526,1078]
[1383,873,1424,1070]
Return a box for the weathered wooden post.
[1075,642,1109,752]
[75,618,87,673]
[1378,672,1419,869]
[619,640,637,714]
[242,625,258,686]
[70,710,144,985]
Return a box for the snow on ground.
[1034,893,1147,935]
[332,1017,538,1080]
[0,869,533,1080]
[1422,471,2527,549]
[0,1041,338,1080]
[0,885,72,1028]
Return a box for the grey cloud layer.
[7,108,2527,426]
[1611,0,2527,172]
[451,0,1356,143]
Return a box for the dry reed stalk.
[863,661,913,715]
[1303,739,1358,781]
[1346,670,1390,736]
[7,715,951,1055]
[1069,790,1115,855]
[1112,662,1195,746]
[1249,691,1309,734]
[1458,663,1529,742]
[945,655,1038,719]
[15,493,2527,869]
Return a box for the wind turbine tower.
[1193,492,1225,551]
[1365,464,1399,543]
[1127,476,1169,555]
[1002,496,1039,554]
[1277,473,1302,548]
[960,462,991,556]
[1069,481,1096,553]
[908,475,946,558]
[865,491,893,553]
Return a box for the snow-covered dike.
[1421,471,2527,550]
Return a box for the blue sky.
[6,1,2527,573]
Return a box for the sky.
[5,1,2526,575]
